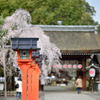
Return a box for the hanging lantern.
[68,64,72,68]
[63,64,68,68]
[73,64,77,69]
[78,64,83,69]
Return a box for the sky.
[86,0,100,24]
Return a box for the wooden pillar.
[82,57,87,90]
[28,68,33,100]
[21,64,30,100]
[31,65,40,100]
[82,71,86,89]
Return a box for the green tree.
[0,67,3,76]
[0,0,97,25]
[97,25,100,33]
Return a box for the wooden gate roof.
[34,25,100,55]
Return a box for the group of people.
[15,75,83,100]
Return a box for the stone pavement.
[0,86,100,100]
[0,96,16,100]
[0,92,99,100]
[45,92,96,100]
[0,92,100,100]
[44,86,100,100]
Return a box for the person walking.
[40,73,46,91]
[15,77,22,100]
[75,76,83,94]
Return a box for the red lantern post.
[11,38,41,100]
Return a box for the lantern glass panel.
[20,50,29,59]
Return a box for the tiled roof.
[33,25,97,32]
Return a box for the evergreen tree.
[0,0,97,25]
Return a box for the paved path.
[0,92,99,100]
[0,92,100,100]
[45,92,95,100]
[0,86,100,100]
[0,97,16,100]
[44,86,100,100]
